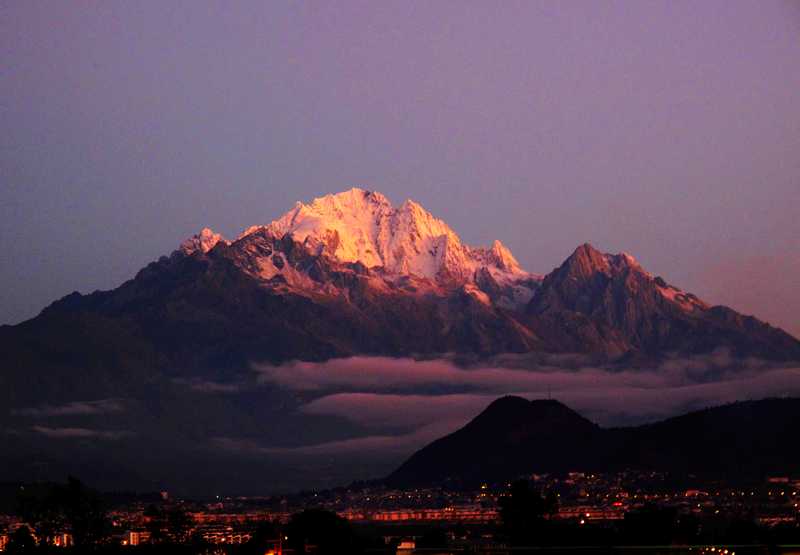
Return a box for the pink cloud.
[243,355,800,457]
[300,393,492,429]
[291,366,799,442]
[215,419,464,457]
[253,353,798,402]
[254,356,680,393]
[15,398,126,417]
[31,426,132,440]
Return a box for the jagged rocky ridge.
[166,188,798,361]
[4,188,797,398]
[182,188,540,310]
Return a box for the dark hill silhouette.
[387,398,601,487]
[386,397,800,488]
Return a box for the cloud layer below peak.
[248,355,800,457]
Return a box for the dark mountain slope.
[386,397,800,488]
[526,244,800,359]
[0,243,541,406]
[610,399,800,481]
[387,397,601,487]
[3,239,797,407]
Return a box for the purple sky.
[2,1,799,337]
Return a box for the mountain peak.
[307,187,392,212]
[478,396,584,423]
[560,244,647,278]
[528,242,745,354]
[236,188,531,284]
[486,240,521,272]
[179,227,227,255]
[481,395,532,413]
[386,396,599,487]
[165,194,800,362]
[560,242,611,277]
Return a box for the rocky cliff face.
[525,243,799,358]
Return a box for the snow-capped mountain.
[251,188,529,282]
[3,188,798,386]
[149,188,800,360]
[179,227,228,255]
[1,188,799,494]
[174,189,738,322]
[182,188,541,309]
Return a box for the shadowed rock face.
[386,397,800,488]
[6,236,795,405]
[525,244,800,359]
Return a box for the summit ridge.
[230,188,531,283]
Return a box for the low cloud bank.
[253,352,788,398]
[31,426,132,440]
[172,378,242,394]
[214,418,461,458]
[14,399,126,417]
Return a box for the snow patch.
[239,188,534,285]
[656,283,708,312]
[180,228,228,255]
